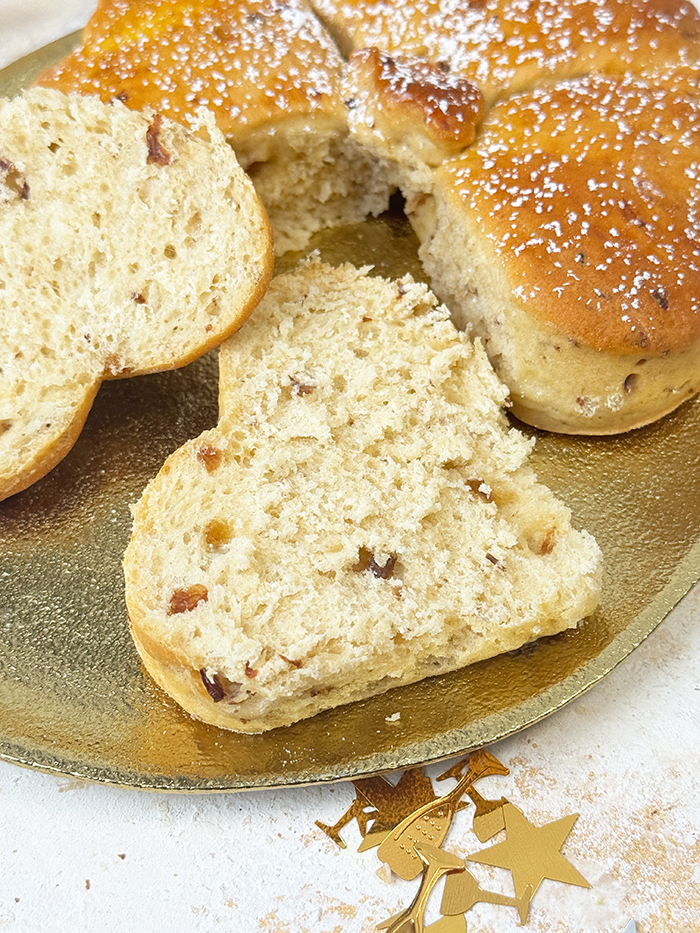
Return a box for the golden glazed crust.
[410,68,700,433]
[345,48,484,165]
[312,0,700,103]
[36,0,348,147]
[35,0,395,257]
[432,69,700,357]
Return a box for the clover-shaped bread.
[124,261,601,732]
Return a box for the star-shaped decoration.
[467,803,590,904]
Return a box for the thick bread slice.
[36,0,392,255]
[0,88,273,501]
[124,260,602,733]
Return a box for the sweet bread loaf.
[123,260,602,732]
[33,0,700,438]
[314,0,700,432]
[35,0,393,254]
[410,68,700,433]
[0,87,272,501]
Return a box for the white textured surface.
[0,3,699,931]
[0,0,97,70]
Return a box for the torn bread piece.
[124,260,602,733]
[343,47,484,194]
[0,87,272,501]
[35,0,393,254]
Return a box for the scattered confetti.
[315,748,590,931]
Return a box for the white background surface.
[1,3,699,930]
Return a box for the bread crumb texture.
[124,261,601,732]
[0,88,272,500]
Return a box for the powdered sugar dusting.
[38,0,346,138]
[440,69,700,353]
[312,0,700,102]
[346,47,484,160]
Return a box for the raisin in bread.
[0,87,272,502]
[123,260,602,733]
[35,0,392,255]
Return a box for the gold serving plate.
[1,36,699,792]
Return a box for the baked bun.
[0,87,272,501]
[410,68,700,434]
[35,0,392,254]
[124,260,601,733]
[312,0,700,103]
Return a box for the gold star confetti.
[313,749,591,931]
[467,802,590,903]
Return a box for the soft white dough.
[0,87,273,500]
[124,260,602,733]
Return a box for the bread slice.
[0,87,273,501]
[409,69,700,434]
[35,0,393,254]
[124,260,602,733]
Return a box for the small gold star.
[466,803,590,903]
